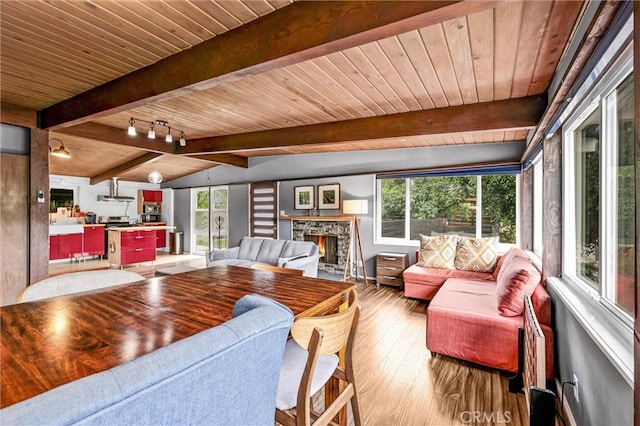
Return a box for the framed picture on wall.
[294,185,314,209]
[318,184,340,209]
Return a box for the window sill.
[547,277,633,386]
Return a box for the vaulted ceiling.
[1,1,588,183]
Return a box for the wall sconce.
[127,117,186,146]
[49,138,71,159]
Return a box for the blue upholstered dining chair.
[275,288,362,426]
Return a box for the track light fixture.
[127,117,186,146]
[48,138,71,159]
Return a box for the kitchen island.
[107,226,175,267]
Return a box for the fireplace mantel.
[279,215,354,221]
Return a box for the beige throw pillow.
[417,234,457,269]
[454,236,498,272]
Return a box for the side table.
[376,252,409,288]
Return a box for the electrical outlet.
[573,374,579,403]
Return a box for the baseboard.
[555,379,577,426]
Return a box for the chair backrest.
[251,263,304,276]
[0,294,294,425]
[291,289,359,356]
[18,270,145,303]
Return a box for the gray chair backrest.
[0,294,294,426]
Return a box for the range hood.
[97,178,135,202]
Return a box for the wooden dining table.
[1,265,355,409]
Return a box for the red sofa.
[410,247,554,379]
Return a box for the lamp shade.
[343,199,368,215]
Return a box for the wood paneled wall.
[519,167,533,251]
[542,133,562,279]
[29,129,49,285]
[1,154,28,305]
[633,3,639,425]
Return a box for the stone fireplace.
[292,218,351,275]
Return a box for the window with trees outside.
[191,186,228,254]
[563,61,635,319]
[377,174,517,247]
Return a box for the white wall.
[49,175,171,249]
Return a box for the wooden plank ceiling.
[0,0,585,183]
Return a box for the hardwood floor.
[48,257,530,425]
[353,283,528,426]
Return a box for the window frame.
[374,174,519,252]
[555,39,634,385]
[562,47,634,326]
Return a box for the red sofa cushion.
[427,277,554,379]
[495,254,541,317]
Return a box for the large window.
[377,174,517,245]
[563,62,635,318]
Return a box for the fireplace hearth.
[304,234,338,265]
[291,218,351,275]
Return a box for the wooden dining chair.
[275,289,362,426]
[250,264,304,276]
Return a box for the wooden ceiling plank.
[528,0,586,96]
[57,123,174,154]
[510,1,553,98]
[493,2,524,100]
[294,62,369,119]
[0,103,37,128]
[189,154,249,168]
[314,55,386,116]
[179,95,546,154]
[467,8,495,103]
[377,36,435,110]
[39,1,500,129]
[443,16,478,104]
[359,41,421,111]
[5,1,157,67]
[0,15,133,76]
[90,152,164,185]
[397,30,447,108]
[419,23,464,106]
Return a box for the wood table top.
[0,265,354,408]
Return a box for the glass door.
[191,186,228,254]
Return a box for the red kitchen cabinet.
[155,229,166,249]
[50,233,83,260]
[49,235,60,260]
[108,229,156,267]
[59,234,83,258]
[83,225,105,256]
[138,222,166,249]
[142,190,162,203]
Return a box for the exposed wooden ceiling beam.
[1,103,37,128]
[57,123,174,154]
[189,154,248,168]
[39,0,499,129]
[177,95,547,154]
[90,152,163,185]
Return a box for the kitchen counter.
[107,226,175,232]
[49,224,84,235]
